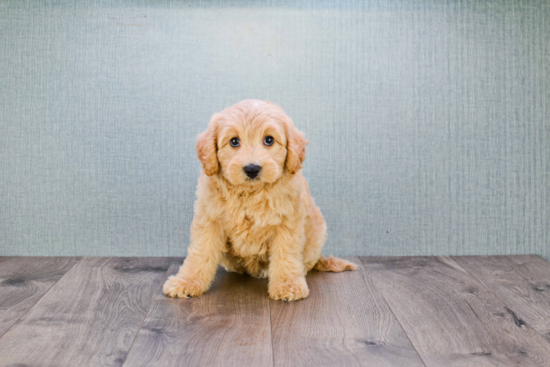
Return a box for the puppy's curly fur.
[163,100,356,301]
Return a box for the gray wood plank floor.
[0,257,173,367]
[454,256,550,343]
[0,257,80,338]
[0,255,549,366]
[270,257,423,367]
[361,256,550,366]
[123,261,273,367]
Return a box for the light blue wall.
[1,0,549,258]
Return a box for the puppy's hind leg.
[220,254,246,274]
[313,255,357,272]
[242,256,269,279]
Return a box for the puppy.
[163,100,356,301]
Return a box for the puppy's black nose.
[243,164,261,179]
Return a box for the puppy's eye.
[230,137,240,147]
[264,136,274,146]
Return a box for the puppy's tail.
[313,255,357,272]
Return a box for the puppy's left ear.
[285,120,308,174]
[196,115,220,176]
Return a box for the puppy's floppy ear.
[284,119,308,174]
[196,114,220,176]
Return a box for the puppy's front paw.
[163,275,207,298]
[269,277,309,301]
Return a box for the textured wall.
[1,0,549,258]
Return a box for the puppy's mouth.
[243,177,263,185]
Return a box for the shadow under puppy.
[164,100,356,301]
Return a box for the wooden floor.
[1,256,550,366]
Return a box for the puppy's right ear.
[196,115,220,176]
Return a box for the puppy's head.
[196,100,308,186]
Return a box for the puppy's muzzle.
[243,164,261,179]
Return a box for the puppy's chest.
[220,196,293,257]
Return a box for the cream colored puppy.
[163,100,356,301]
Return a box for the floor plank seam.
[120,258,177,367]
[268,298,275,367]
[0,257,82,340]
[359,257,428,367]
